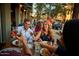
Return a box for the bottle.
[34,42,41,55]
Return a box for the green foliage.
[51,3,66,16]
[35,3,66,19]
[35,3,46,19]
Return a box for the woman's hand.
[34,38,42,42]
[38,41,48,47]
[15,35,27,46]
[15,35,32,55]
[33,31,42,41]
[52,43,58,52]
[37,38,42,42]
[38,41,58,54]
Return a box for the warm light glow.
[20,4,22,8]
[24,9,26,12]
[64,6,68,9]
[64,4,72,10]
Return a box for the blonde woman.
[33,21,58,55]
[33,21,57,43]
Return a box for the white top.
[16,26,33,43]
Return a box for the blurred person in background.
[47,16,55,28]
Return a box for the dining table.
[0,37,57,56]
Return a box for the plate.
[40,48,51,56]
[40,48,44,55]
[12,40,19,46]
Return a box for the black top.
[40,34,51,41]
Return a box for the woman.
[34,20,66,56]
[33,21,57,55]
[34,21,56,43]
[40,21,54,41]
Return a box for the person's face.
[24,21,30,30]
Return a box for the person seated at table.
[33,21,56,43]
[35,21,65,55]
[33,21,58,55]
[0,35,32,56]
[33,21,43,42]
[11,19,34,49]
[40,19,79,56]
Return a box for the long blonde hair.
[42,21,54,40]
